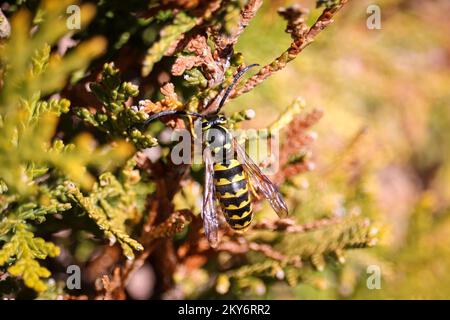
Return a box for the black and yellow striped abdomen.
[213,159,253,232]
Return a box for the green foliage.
[0,0,138,293]
[0,223,60,292]
[142,12,197,76]
[59,169,144,260]
[75,62,158,149]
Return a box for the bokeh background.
[227,0,450,299]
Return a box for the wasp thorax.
[201,114,227,132]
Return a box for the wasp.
[143,64,288,247]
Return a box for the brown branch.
[142,209,193,247]
[189,0,262,111]
[217,239,286,262]
[213,0,263,58]
[252,217,340,233]
[97,267,126,300]
[92,210,193,300]
[230,0,349,98]
[85,245,123,284]
[121,210,193,283]
[216,237,302,268]
[248,242,287,261]
[164,0,223,57]
[274,108,324,184]
[171,33,224,87]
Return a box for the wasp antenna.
[143,110,205,125]
[217,63,259,112]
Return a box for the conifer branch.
[230,0,349,99]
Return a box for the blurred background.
[226,0,450,299]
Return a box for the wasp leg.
[187,115,197,140]
[248,180,261,200]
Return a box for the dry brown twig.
[163,0,223,56]
[139,82,183,114]
[252,217,340,233]
[217,238,286,261]
[172,34,224,86]
[230,0,349,99]
[96,267,125,300]
[170,0,264,114]
[92,210,193,299]
[197,0,264,112]
[273,108,323,184]
[213,0,263,58]
[248,242,286,261]
[121,211,193,282]
[217,237,302,267]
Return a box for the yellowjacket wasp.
[143,64,288,247]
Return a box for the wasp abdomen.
[213,159,253,232]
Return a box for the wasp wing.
[202,147,219,248]
[234,139,288,218]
